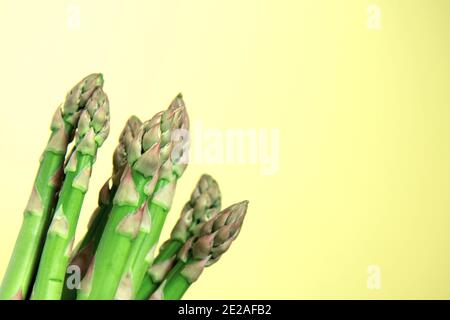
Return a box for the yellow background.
[1,0,450,299]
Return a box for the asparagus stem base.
[0,151,66,300]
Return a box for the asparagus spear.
[78,97,188,300]
[149,201,248,300]
[115,95,190,299]
[0,74,104,300]
[136,174,221,300]
[31,88,110,300]
[61,116,142,300]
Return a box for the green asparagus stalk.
[136,174,221,300]
[31,88,110,300]
[61,116,142,300]
[0,74,104,300]
[77,97,188,300]
[115,95,190,299]
[149,201,248,300]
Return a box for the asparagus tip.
[230,200,249,216]
[169,93,185,111]
[63,73,105,116]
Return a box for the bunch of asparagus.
[0,74,249,300]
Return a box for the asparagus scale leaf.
[78,98,188,300]
[136,174,221,300]
[0,74,104,300]
[61,116,142,300]
[31,88,110,300]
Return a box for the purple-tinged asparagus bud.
[120,94,190,214]
[63,74,104,119]
[59,87,110,201]
[129,96,188,179]
[144,177,217,290]
[112,116,143,186]
[74,88,110,157]
[46,73,104,155]
[176,201,249,284]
